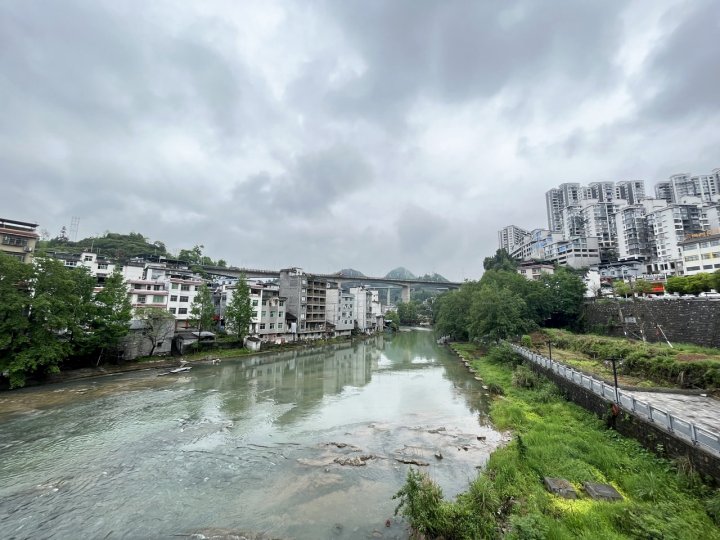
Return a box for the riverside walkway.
[510,344,720,457]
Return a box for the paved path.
[626,391,720,435]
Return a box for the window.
[172,283,179,289]
[252,311,258,318]
[269,323,275,330]
[301,296,305,302]
[134,283,142,289]
[252,300,259,306]
[262,300,267,305]
[270,311,275,317]
[278,311,284,318]
[98,264,108,270]
[180,284,190,291]
[138,295,147,304]
[277,323,283,329]
[195,285,200,291]
[153,295,164,303]
[259,323,266,330]
[169,308,176,314]
[178,308,188,315]
[154,285,162,291]
[84,255,93,261]
[179,296,189,302]
[261,311,266,317]
[170,295,178,302]
[279,300,285,306]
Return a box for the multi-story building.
[325,283,355,337]
[166,271,204,329]
[646,204,705,274]
[679,232,720,275]
[615,181,646,205]
[279,268,329,339]
[545,188,564,232]
[350,286,375,333]
[543,236,601,268]
[497,225,530,254]
[655,172,720,204]
[517,262,554,281]
[615,205,653,261]
[1,218,39,263]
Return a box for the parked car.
[699,291,720,298]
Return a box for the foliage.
[544,329,720,390]
[431,343,720,539]
[666,272,719,295]
[40,231,168,262]
[384,310,400,331]
[90,270,132,361]
[396,301,420,324]
[433,263,586,343]
[134,307,175,357]
[483,248,519,271]
[190,283,215,332]
[224,274,253,341]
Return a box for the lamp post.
[610,357,620,403]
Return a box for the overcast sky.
[2,1,719,280]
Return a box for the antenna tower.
[70,216,80,242]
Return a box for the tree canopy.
[225,274,253,341]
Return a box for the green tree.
[613,280,631,298]
[135,307,175,356]
[483,249,519,272]
[665,276,686,295]
[384,310,400,331]
[468,286,532,342]
[190,283,215,332]
[225,274,253,341]
[397,301,419,324]
[0,253,33,385]
[632,279,654,296]
[539,268,586,327]
[92,270,132,363]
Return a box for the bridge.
[202,266,462,303]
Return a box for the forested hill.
[40,232,169,261]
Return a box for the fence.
[509,344,720,456]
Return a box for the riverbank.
[4,333,380,390]
[394,342,720,538]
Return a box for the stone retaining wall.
[583,299,720,348]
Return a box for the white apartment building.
[615,181,646,205]
[655,172,720,204]
[326,284,355,337]
[646,204,705,274]
[350,286,375,333]
[517,263,554,281]
[679,232,720,276]
[498,225,530,254]
[544,236,601,268]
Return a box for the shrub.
[512,364,541,389]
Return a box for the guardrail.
[509,344,720,456]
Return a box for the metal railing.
[509,344,720,456]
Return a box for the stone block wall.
[584,299,720,348]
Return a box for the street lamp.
[609,357,620,403]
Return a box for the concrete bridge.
[202,266,462,303]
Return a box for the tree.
[538,268,586,328]
[190,283,215,332]
[135,307,175,357]
[0,253,33,385]
[468,286,533,342]
[613,280,631,298]
[384,310,400,331]
[224,274,253,341]
[665,276,686,295]
[397,301,419,324]
[92,270,132,363]
[632,279,654,296]
[483,249,519,272]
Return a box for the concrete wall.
[526,359,720,484]
[584,299,720,348]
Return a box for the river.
[0,330,503,539]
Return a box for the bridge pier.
[401,285,411,303]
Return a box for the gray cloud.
[1,0,719,280]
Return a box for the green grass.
[393,343,720,539]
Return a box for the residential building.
[497,225,530,253]
[679,232,720,275]
[655,172,720,204]
[615,205,652,261]
[517,262,554,281]
[279,268,329,339]
[615,181,646,205]
[509,228,564,261]
[545,188,564,232]
[646,204,705,274]
[166,271,204,329]
[543,236,601,268]
[350,286,375,333]
[0,218,39,263]
[326,283,355,337]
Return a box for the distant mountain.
[418,272,450,283]
[385,267,416,280]
[336,268,366,278]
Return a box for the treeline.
[434,251,586,341]
[0,254,132,388]
[666,271,720,295]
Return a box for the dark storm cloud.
[639,0,720,122]
[318,0,622,122]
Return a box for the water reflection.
[0,331,501,540]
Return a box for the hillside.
[385,267,416,280]
[336,268,366,278]
[417,272,450,282]
[40,232,169,261]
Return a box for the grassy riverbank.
[393,343,720,539]
[534,329,720,391]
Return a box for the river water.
[0,330,503,540]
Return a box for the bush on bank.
[543,329,720,390]
[393,343,720,539]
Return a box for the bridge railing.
[509,344,720,457]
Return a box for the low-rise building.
[517,262,554,281]
[679,231,720,275]
[1,218,39,263]
[279,268,329,339]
